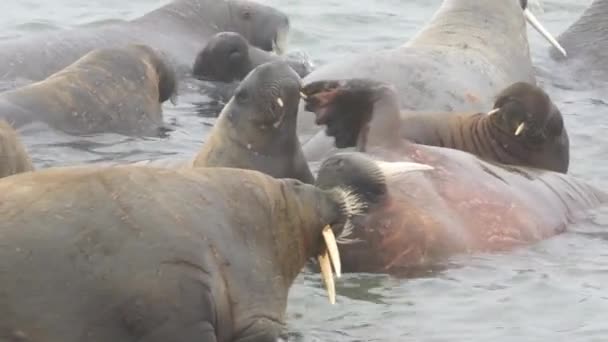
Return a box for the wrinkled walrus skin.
[0,0,291,86]
[0,44,176,136]
[303,78,606,275]
[0,165,345,342]
[0,119,33,178]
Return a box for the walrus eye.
[235,89,250,103]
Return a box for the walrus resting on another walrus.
[192,60,315,183]
[304,80,569,173]
[0,44,176,136]
[301,78,606,275]
[0,165,372,341]
[0,120,33,178]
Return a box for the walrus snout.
[301,79,391,148]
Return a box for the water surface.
[1,1,607,341]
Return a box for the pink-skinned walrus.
[301,78,606,275]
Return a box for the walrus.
[550,0,608,82]
[304,80,569,173]
[300,0,569,159]
[193,60,314,183]
[192,31,314,83]
[0,119,33,178]
[0,0,292,86]
[0,164,368,341]
[302,78,606,275]
[0,44,176,136]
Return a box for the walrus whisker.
[331,187,365,245]
[515,122,526,136]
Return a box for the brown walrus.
[0,120,33,178]
[0,164,364,341]
[0,44,176,136]
[193,60,314,183]
[310,80,569,173]
[302,78,606,275]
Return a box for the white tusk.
[322,225,341,278]
[300,91,308,99]
[376,161,434,176]
[524,9,567,57]
[318,250,336,304]
[515,122,525,136]
[277,97,284,108]
[487,108,500,116]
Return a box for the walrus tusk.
[523,9,567,57]
[300,91,308,99]
[277,97,284,108]
[515,122,525,136]
[487,108,500,116]
[322,225,341,278]
[318,250,336,304]
[376,161,434,176]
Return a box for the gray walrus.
[300,0,568,160]
[193,60,314,183]
[192,31,314,83]
[0,0,291,86]
[0,119,33,178]
[0,164,366,340]
[302,77,605,275]
[551,0,608,82]
[0,44,176,136]
[303,80,570,173]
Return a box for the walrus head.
[193,32,254,83]
[222,60,301,150]
[130,44,178,105]
[301,78,398,149]
[193,32,314,83]
[224,0,290,55]
[315,152,434,273]
[488,82,564,143]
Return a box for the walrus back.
[0,45,165,135]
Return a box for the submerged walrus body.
[303,78,605,274]
[0,44,176,136]
[0,165,353,341]
[0,120,33,178]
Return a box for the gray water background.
[1,0,607,341]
